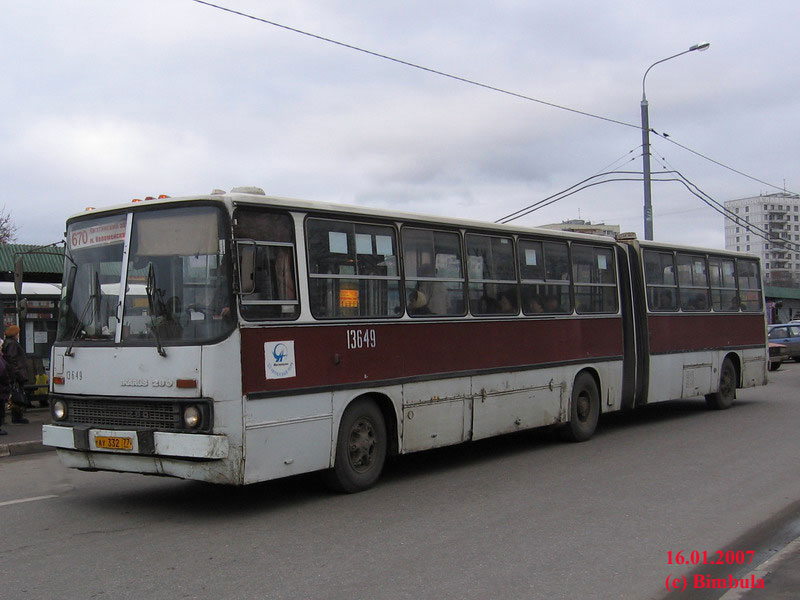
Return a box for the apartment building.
[724,192,800,288]
[538,219,620,238]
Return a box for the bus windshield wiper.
[146,263,168,357]
[64,272,101,357]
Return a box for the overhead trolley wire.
[589,146,642,178]
[650,153,799,251]
[189,1,799,213]
[189,0,640,130]
[668,170,800,252]
[495,171,645,224]
[666,177,800,252]
[497,162,800,251]
[652,131,799,197]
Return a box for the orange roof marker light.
[131,198,143,203]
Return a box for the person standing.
[0,346,9,435]
[3,325,29,424]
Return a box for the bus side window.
[572,245,617,314]
[518,239,571,314]
[402,227,465,317]
[643,250,678,312]
[709,257,738,311]
[307,218,401,319]
[466,233,518,316]
[737,259,763,312]
[233,209,299,321]
[677,254,710,312]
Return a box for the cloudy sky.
[2,1,798,248]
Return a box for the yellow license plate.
[94,435,134,451]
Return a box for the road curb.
[0,440,53,458]
[719,535,800,600]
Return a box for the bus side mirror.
[65,264,77,304]
[239,245,256,295]
[14,255,24,297]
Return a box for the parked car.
[768,342,788,371]
[767,324,800,361]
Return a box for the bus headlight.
[52,400,68,421]
[183,405,202,429]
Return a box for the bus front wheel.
[560,372,600,443]
[706,358,736,410]
[326,398,387,493]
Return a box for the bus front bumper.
[42,424,229,460]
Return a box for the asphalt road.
[2,364,800,600]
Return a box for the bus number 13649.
[347,329,377,350]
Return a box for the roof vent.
[230,186,266,195]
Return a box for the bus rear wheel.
[706,358,736,410]
[560,372,600,443]
[326,398,387,493]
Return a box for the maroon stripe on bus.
[240,317,624,395]
[647,313,766,354]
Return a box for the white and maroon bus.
[42,187,768,491]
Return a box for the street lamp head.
[642,42,711,99]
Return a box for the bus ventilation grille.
[67,398,182,431]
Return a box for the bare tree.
[0,205,17,244]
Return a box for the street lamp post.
[641,42,710,240]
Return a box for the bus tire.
[560,372,600,443]
[326,398,387,493]
[705,358,736,410]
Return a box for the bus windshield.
[57,204,234,345]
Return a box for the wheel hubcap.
[348,417,376,473]
[576,392,591,422]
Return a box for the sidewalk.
[0,406,52,457]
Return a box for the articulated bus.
[42,187,768,491]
